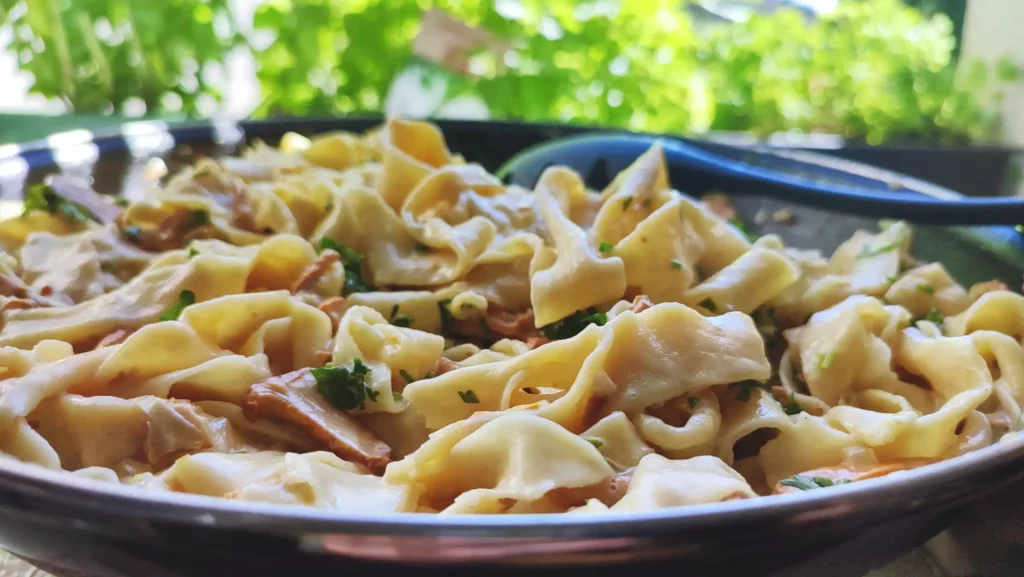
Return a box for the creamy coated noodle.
[0,120,1022,515]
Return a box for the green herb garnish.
[752,306,778,344]
[670,260,683,270]
[187,209,210,229]
[438,297,454,331]
[598,241,614,254]
[188,247,199,258]
[23,184,90,223]
[393,392,404,402]
[817,350,837,369]
[916,283,935,295]
[730,380,771,402]
[858,241,899,259]
[621,195,634,211]
[121,225,142,243]
[159,290,196,322]
[389,304,414,328]
[729,217,758,242]
[458,390,480,404]
[921,307,944,326]
[688,397,699,410]
[782,391,805,415]
[319,238,376,296]
[885,275,899,284]
[399,369,416,384]
[540,308,608,340]
[311,358,378,411]
[780,474,850,491]
[698,298,718,313]
[583,436,604,449]
[114,197,131,207]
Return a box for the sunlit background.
[1,0,1022,193]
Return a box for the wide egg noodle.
[0,120,1021,517]
[331,305,445,414]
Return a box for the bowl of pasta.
[0,117,1022,577]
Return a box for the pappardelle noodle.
[0,120,1021,515]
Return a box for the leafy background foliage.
[1,0,1018,144]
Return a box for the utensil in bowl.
[496,133,1024,225]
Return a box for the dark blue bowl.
[0,118,1022,577]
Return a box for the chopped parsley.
[916,283,935,295]
[885,275,899,284]
[458,390,480,404]
[670,260,683,270]
[187,247,199,258]
[23,183,90,223]
[413,242,431,253]
[114,197,131,207]
[319,238,376,296]
[399,369,416,384]
[389,304,414,328]
[583,436,604,449]
[817,350,837,369]
[697,297,718,313]
[730,380,771,402]
[688,397,699,410]
[159,290,196,322]
[729,217,758,242]
[920,307,944,327]
[598,241,614,254]
[325,201,335,212]
[752,306,778,344]
[540,308,608,340]
[438,297,454,331]
[393,392,404,402]
[311,358,379,411]
[621,195,634,211]
[858,240,899,259]
[187,209,210,229]
[782,391,805,415]
[120,225,143,243]
[779,474,850,491]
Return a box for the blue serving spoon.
[495,133,1024,226]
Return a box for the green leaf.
[389,304,414,328]
[23,184,89,223]
[817,350,837,369]
[582,436,604,449]
[399,369,416,384]
[320,238,376,296]
[780,474,850,490]
[458,389,480,404]
[159,290,196,322]
[312,358,378,411]
[598,241,614,254]
[698,298,718,313]
[540,308,608,340]
[916,283,935,295]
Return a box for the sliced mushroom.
[94,328,134,349]
[244,369,391,474]
[630,294,654,313]
[432,357,462,376]
[968,279,1010,301]
[0,273,72,308]
[291,250,340,294]
[547,470,633,508]
[484,305,535,337]
[318,297,351,331]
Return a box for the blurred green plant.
[2,0,1018,144]
[0,0,242,116]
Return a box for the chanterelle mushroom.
[244,369,391,474]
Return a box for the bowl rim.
[1,117,1023,538]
